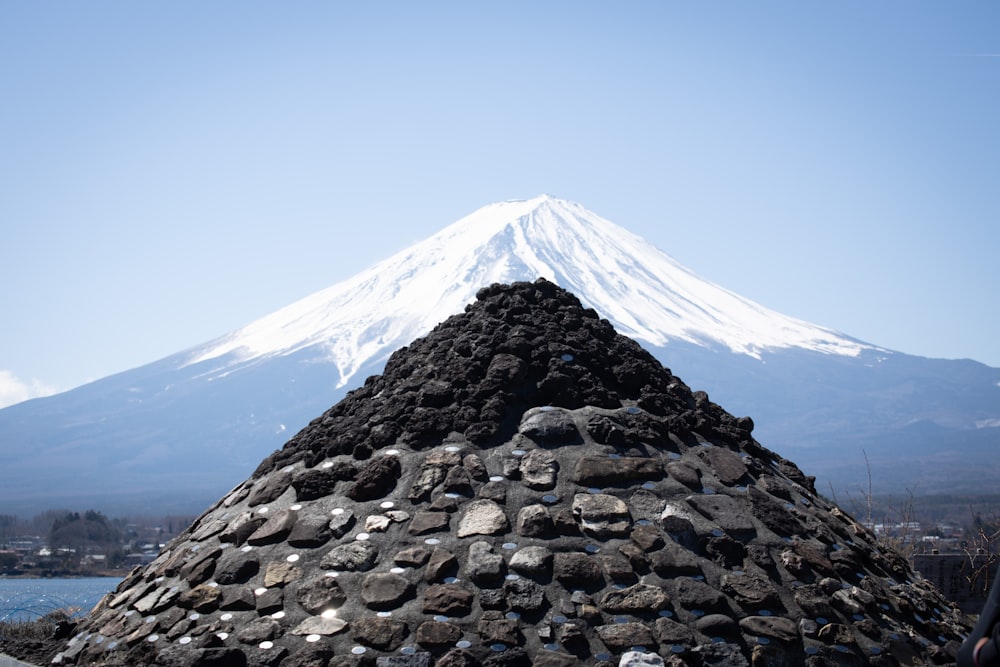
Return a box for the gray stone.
[220,586,256,611]
[479,587,507,610]
[659,577,729,615]
[320,540,379,571]
[654,616,696,645]
[532,651,579,667]
[408,465,447,502]
[572,456,662,486]
[292,466,345,501]
[649,541,704,578]
[504,576,547,614]
[463,453,488,480]
[665,461,701,489]
[425,546,458,582]
[291,615,349,636]
[288,512,334,548]
[478,480,508,503]
[155,645,252,667]
[555,619,590,654]
[630,524,665,552]
[747,486,805,537]
[596,622,656,650]
[466,541,506,584]
[408,511,451,535]
[508,545,553,578]
[697,446,748,485]
[133,585,172,614]
[234,617,280,644]
[386,509,411,524]
[720,572,780,609]
[457,499,510,537]
[365,514,393,532]
[280,645,333,667]
[518,408,579,444]
[685,494,756,540]
[352,617,410,650]
[618,542,649,572]
[254,587,284,615]
[817,622,856,646]
[516,504,554,537]
[179,547,220,586]
[572,493,632,538]
[501,454,521,479]
[598,554,637,583]
[347,454,401,501]
[739,615,798,643]
[442,465,475,495]
[422,583,474,616]
[553,552,604,588]
[263,560,302,587]
[757,475,793,500]
[477,612,523,645]
[361,572,415,610]
[658,502,698,545]
[694,613,739,638]
[328,509,356,538]
[394,546,432,567]
[376,654,432,667]
[519,449,559,489]
[247,471,292,506]
[792,584,835,618]
[295,574,347,614]
[831,587,869,616]
[704,534,746,568]
[692,642,748,667]
[424,448,463,467]
[246,509,298,546]
[177,584,221,613]
[789,541,835,577]
[416,620,463,646]
[429,494,460,512]
[600,583,670,613]
[215,550,260,586]
[628,489,666,523]
[619,652,665,667]
[435,648,479,667]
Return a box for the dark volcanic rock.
[60,280,972,667]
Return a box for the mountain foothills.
[2,196,998,515]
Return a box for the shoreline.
[0,571,126,580]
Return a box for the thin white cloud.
[0,370,58,409]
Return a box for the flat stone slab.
[456,499,510,537]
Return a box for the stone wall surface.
[55,280,972,667]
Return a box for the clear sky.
[1,2,998,408]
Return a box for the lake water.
[0,577,121,622]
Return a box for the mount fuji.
[2,195,999,515]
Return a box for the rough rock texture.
[57,280,971,667]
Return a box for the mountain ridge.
[183,195,875,390]
[1,196,997,516]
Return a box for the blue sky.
[1,2,998,407]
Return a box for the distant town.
[0,510,195,578]
[1,496,997,612]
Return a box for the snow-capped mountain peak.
[185,196,874,386]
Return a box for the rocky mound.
[55,279,970,667]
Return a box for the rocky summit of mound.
[56,279,970,667]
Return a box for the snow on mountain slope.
[186,195,876,387]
